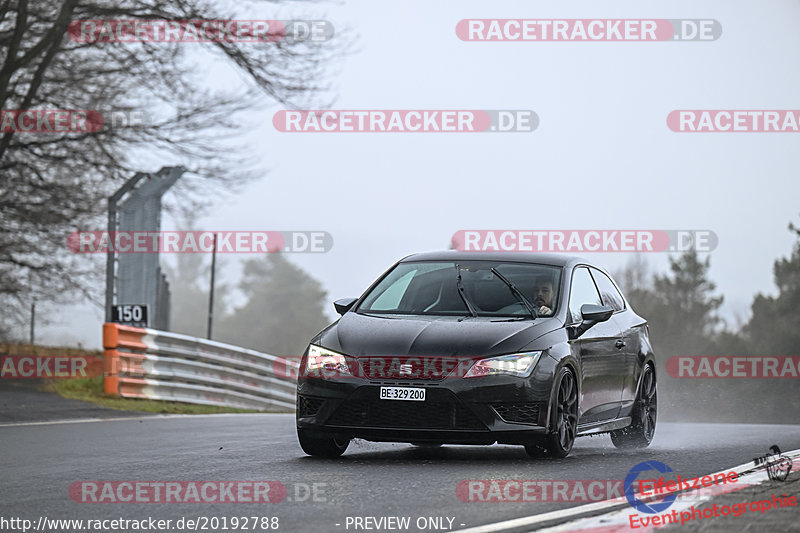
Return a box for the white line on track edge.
[0,412,290,428]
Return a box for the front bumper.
[296,359,556,445]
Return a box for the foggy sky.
[39,0,800,348]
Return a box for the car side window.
[590,268,626,312]
[568,267,602,323]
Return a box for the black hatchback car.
[296,251,657,458]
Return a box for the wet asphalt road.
[2,413,799,533]
[0,380,150,424]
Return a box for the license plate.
[379,387,426,401]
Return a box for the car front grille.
[349,356,475,381]
[328,398,486,430]
[298,396,325,417]
[492,403,540,425]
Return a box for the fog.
[34,0,800,348]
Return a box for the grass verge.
[47,377,261,415]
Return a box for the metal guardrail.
[103,323,298,411]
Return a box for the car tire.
[611,364,657,449]
[526,367,578,458]
[297,429,350,458]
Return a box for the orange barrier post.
[102,323,147,395]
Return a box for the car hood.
[316,312,561,357]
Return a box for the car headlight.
[305,345,351,376]
[464,351,542,378]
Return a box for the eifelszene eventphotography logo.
[625,461,677,514]
[625,460,740,513]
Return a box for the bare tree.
[0,0,338,324]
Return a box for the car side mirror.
[569,304,615,339]
[334,298,358,316]
[581,304,614,323]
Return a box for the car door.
[612,309,642,407]
[568,266,625,424]
[589,268,637,407]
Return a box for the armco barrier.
[102,323,298,411]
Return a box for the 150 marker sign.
[112,304,148,327]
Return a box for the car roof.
[400,250,591,269]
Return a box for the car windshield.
[357,261,562,317]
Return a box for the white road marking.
[0,412,290,428]
[454,498,631,533]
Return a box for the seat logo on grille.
[399,363,413,375]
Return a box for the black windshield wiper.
[491,268,538,320]
[455,264,478,318]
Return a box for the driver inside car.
[532,278,554,316]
